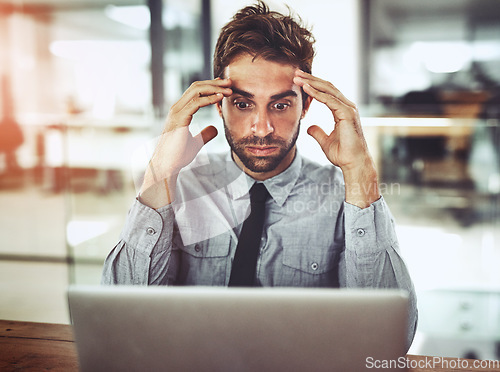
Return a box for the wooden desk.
[1,319,498,371]
[0,320,78,371]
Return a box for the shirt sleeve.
[100,199,179,285]
[341,196,418,350]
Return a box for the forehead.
[223,54,301,98]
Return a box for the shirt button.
[356,228,365,237]
[311,262,319,271]
[146,227,156,235]
[194,245,201,252]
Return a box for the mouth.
[246,146,279,156]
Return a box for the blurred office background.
[0,0,499,359]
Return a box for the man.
[102,1,417,347]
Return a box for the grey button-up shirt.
[101,151,417,347]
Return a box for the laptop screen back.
[68,286,408,372]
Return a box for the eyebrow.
[231,87,298,101]
[231,87,254,99]
[271,90,298,101]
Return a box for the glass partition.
[365,0,500,359]
[57,2,205,284]
[0,0,205,323]
[1,1,499,359]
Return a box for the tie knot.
[249,183,269,203]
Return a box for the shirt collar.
[224,151,302,207]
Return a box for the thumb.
[307,125,328,150]
[192,125,218,154]
[200,125,218,145]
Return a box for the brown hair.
[213,1,316,80]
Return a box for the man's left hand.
[293,70,380,208]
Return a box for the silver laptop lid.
[68,286,408,372]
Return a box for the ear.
[301,95,313,119]
[216,100,223,118]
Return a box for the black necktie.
[228,183,269,287]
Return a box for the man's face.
[217,54,311,180]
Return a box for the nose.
[251,108,274,137]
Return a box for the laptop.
[68,286,409,372]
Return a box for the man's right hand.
[139,78,232,209]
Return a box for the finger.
[200,125,218,145]
[294,70,355,108]
[192,77,232,92]
[307,125,329,151]
[294,70,341,95]
[176,86,231,108]
[297,77,355,109]
[191,126,218,156]
[185,92,226,113]
[196,80,233,98]
[301,82,345,115]
[174,79,232,110]
[169,93,225,129]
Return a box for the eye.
[234,101,252,110]
[273,102,290,111]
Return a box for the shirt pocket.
[174,233,231,285]
[281,242,340,287]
